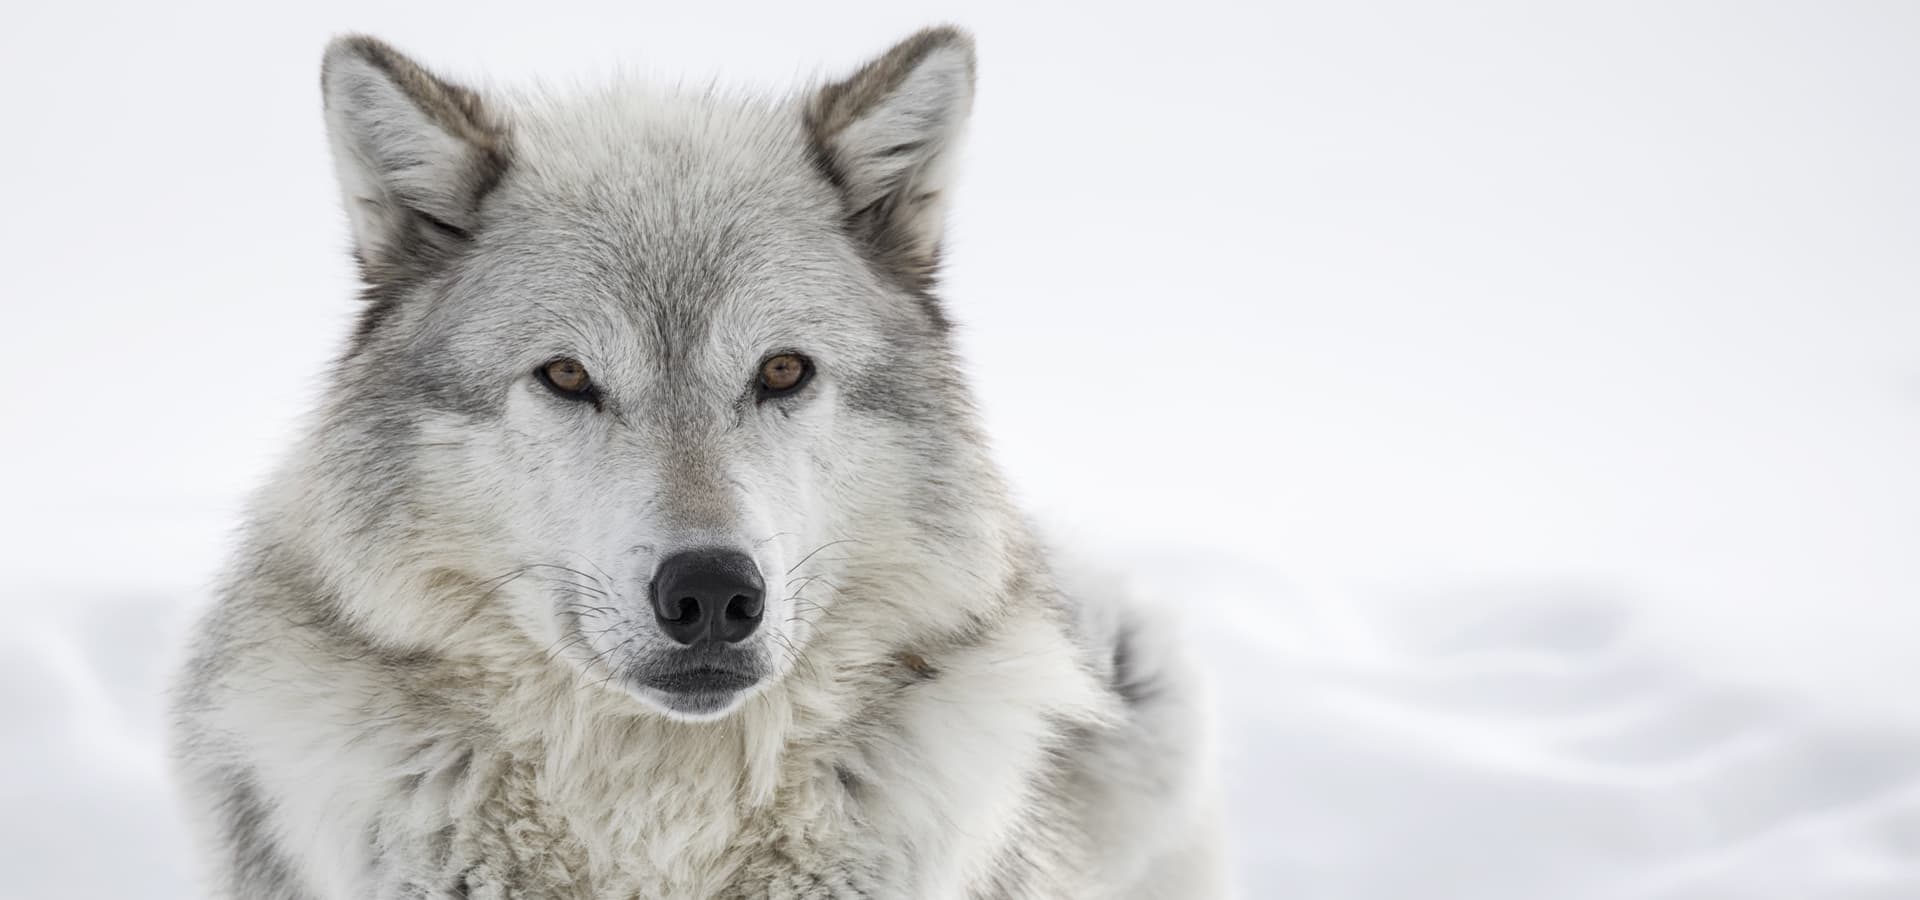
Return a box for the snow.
[3,1,1918,897]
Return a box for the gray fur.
[171,29,1224,899]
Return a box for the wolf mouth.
[639,665,761,696]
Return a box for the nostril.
[667,596,700,623]
[725,593,763,621]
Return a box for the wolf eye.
[538,358,594,399]
[757,353,812,398]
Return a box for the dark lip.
[640,666,761,696]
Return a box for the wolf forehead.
[488,90,859,287]
[364,91,901,339]
[426,119,891,369]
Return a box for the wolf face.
[302,31,995,721]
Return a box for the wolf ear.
[806,27,976,290]
[321,36,510,280]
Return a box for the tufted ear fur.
[806,27,976,291]
[320,35,511,284]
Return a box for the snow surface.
[3,1,1918,898]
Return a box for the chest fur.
[436,705,865,898]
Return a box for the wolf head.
[284,29,1019,721]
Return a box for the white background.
[2,2,1917,897]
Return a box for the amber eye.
[539,358,594,398]
[757,353,812,397]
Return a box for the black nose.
[650,549,765,646]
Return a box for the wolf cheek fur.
[170,27,1226,900]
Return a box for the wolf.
[169,27,1224,899]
